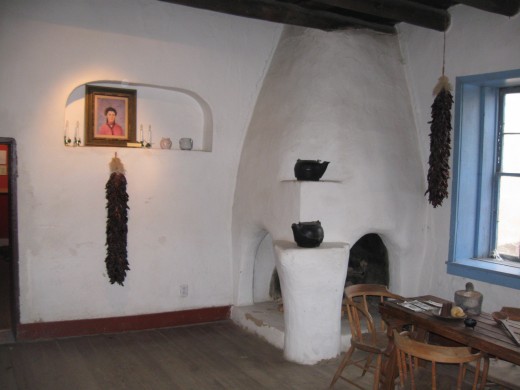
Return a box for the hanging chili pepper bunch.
[425,75,453,208]
[105,154,130,285]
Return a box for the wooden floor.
[0,320,373,390]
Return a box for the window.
[448,69,520,289]
[496,88,520,260]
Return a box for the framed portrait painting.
[85,85,137,147]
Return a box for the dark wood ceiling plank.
[159,0,396,33]
[313,0,450,31]
[157,0,518,33]
[455,0,520,16]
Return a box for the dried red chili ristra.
[105,155,130,285]
[425,75,453,208]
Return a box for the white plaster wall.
[0,0,282,323]
[232,26,427,306]
[398,5,520,310]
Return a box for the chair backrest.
[345,284,403,344]
[393,329,484,390]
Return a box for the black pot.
[294,159,330,181]
[291,221,324,248]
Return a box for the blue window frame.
[448,69,520,289]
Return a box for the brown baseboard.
[16,305,231,341]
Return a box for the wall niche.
[64,80,213,152]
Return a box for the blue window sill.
[447,258,520,289]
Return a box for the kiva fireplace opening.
[268,233,389,302]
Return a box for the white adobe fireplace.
[232,230,391,364]
[231,26,428,364]
[274,240,349,364]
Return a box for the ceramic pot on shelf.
[160,137,172,149]
[294,159,329,181]
[179,138,193,150]
[291,221,324,248]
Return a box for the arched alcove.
[64,80,213,151]
[253,231,278,303]
[346,233,389,287]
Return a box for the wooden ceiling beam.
[314,0,450,31]
[157,0,519,34]
[159,0,397,33]
[455,0,520,17]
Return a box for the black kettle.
[291,221,324,248]
[294,159,330,181]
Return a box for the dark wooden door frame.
[0,137,19,339]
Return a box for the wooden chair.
[329,284,404,389]
[393,329,488,390]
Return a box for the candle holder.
[64,120,72,146]
[64,136,81,147]
[138,124,152,148]
[73,121,81,147]
[146,125,152,148]
[64,121,82,147]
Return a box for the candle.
[74,121,79,146]
[64,120,69,145]
[140,124,143,143]
[76,121,81,146]
[148,125,152,146]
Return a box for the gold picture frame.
[85,85,137,147]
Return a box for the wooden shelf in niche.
[64,81,213,152]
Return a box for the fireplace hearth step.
[230,301,353,356]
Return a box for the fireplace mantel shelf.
[274,240,348,250]
[281,179,342,183]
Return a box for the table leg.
[381,319,404,390]
[382,344,398,389]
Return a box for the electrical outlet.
[180,284,189,297]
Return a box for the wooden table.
[379,295,520,389]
